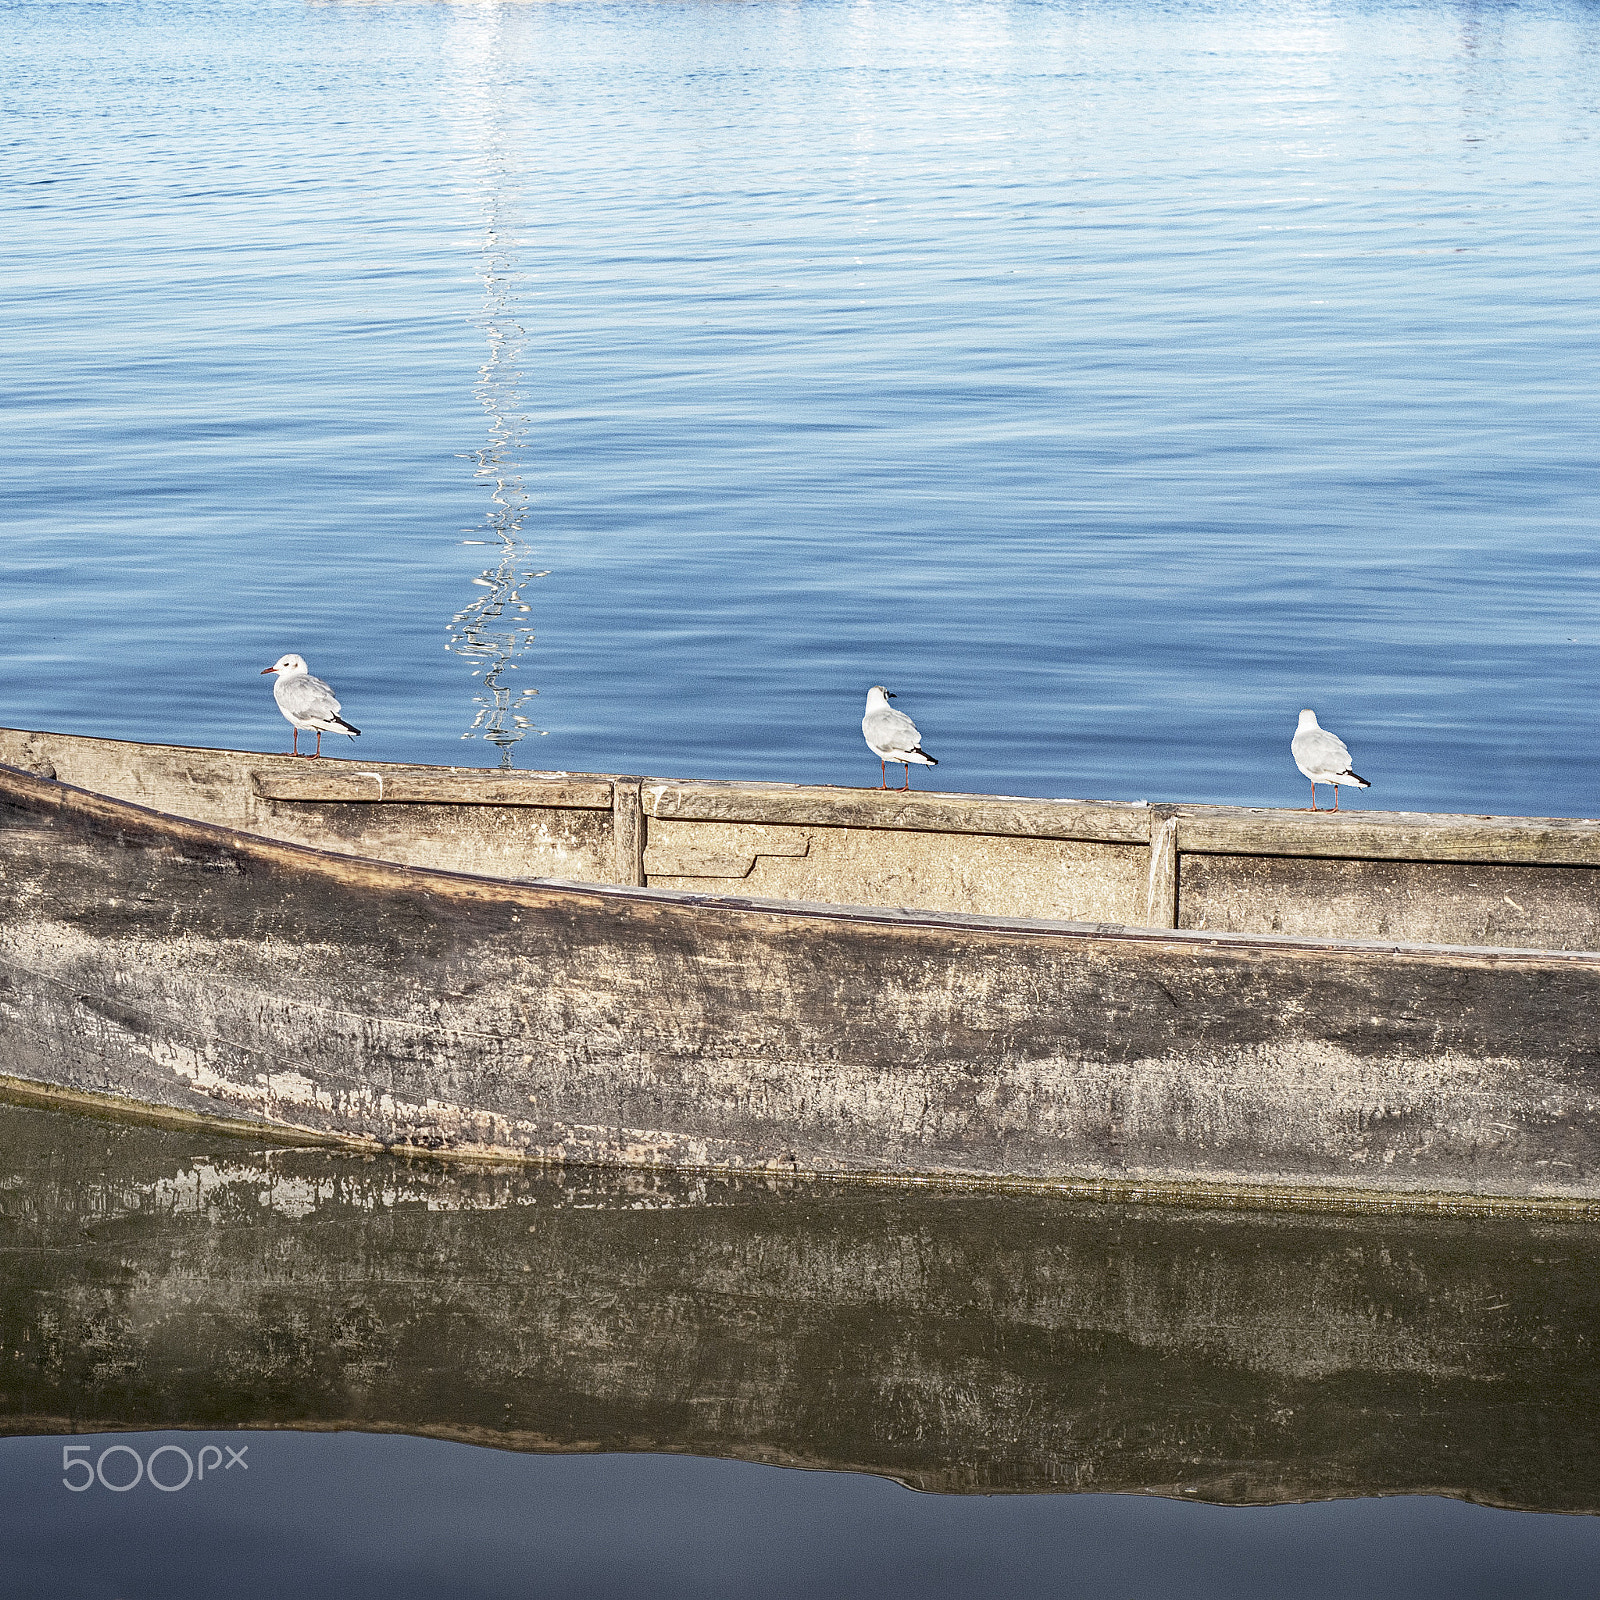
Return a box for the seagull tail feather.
[334,717,361,737]
[1338,770,1368,787]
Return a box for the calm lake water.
[6,0,1600,810]
[4,0,1600,1587]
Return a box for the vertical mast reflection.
[448,141,544,766]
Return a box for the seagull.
[862,685,938,791]
[261,654,360,758]
[1292,709,1368,811]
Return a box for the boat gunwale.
[6,756,1600,969]
[12,724,1600,864]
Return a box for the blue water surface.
[3,1431,1598,1600]
[5,0,1600,810]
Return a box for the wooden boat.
[2,725,1598,1214]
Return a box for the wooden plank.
[1180,852,1600,951]
[643,852,757,879]
[1175,807,1600,867]
[644,780,1154,844]
[12,725,1600,866]
[1144,813,1178,928]
[644,823,812,880]
[613,780,645,886]
[251,770,614,809]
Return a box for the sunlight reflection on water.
[446,11,544,765]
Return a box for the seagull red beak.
[261,667,278,675]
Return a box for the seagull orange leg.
[880,760,887,789]
[310,730,323,759]
[1333,783,1339,812]
[901,764,911,792]
[291,728,300,757]
[1309,780,1318,812]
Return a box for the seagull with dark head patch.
[862,685,937,791]
[261,654,360,758]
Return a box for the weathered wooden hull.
[2,747,1598,1211]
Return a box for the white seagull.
[862,685,938,791]
[1292,709,1368,812]
[261,654,360,758]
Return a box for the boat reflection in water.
[1,1101,1596,1513]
